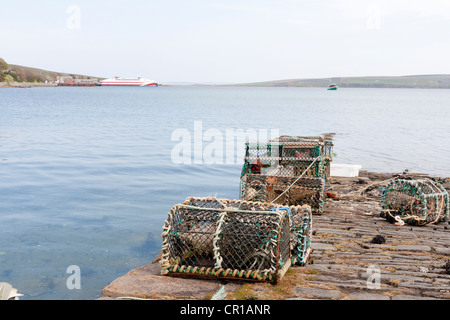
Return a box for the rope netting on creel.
[160,197,312,283]
[289,204,312,266]
[241,157,325,179]
[271,135,334,180]
[241,136,333,180]
[240,174,325,215]
[239,136,333,215]
[381,178,449,226]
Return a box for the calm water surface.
[0,86,449,299]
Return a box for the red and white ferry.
[100,76,158,87]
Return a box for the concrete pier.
[101,171,450,300]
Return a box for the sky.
[1,0,450,83]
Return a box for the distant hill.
[233,74,450,89]
[0,58,103,83]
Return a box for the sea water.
[0,86,449,299]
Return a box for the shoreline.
[0,82,57,88]
[3,82,450,90]
[100,170,450,301]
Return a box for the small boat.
[327,84,338,90]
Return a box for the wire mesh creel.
[160,197,312,283]
[289,204,312,266]
[381,178,449,226]
[271,135,334,180]
[240,174,325,215]
[239,136,332,215]
[241,136,333,180]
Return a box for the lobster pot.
[160,197,292,283]
[243,136,333,181]
[381,179,449,226]
[270,135,333,156]
[240,174,325,215]
[271,135,333,180]
[290,205,313,266]
[282,158,325,179]
[242,157,324,179]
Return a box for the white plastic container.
[330,164,362,177]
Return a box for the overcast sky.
[1,0,450,83]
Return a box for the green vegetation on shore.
[234,74,450,89]
[0,57,102,84]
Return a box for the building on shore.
[56,75,100,87]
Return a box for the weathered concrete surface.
[101,171,450,300]
[101,263,223,300]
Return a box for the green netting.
[381,178,449,226]
[240,135,332,215]
[289,205,312,266]
[160,197,312,283]
[240,174,325,214]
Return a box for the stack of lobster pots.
[159,135,333,284]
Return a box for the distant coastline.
[2,57,450,89]
[0,82,57,88]
[230,74,450,89]
[0,57,103,88]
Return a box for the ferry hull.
[101,82,157,87]
[100,76,158,87]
